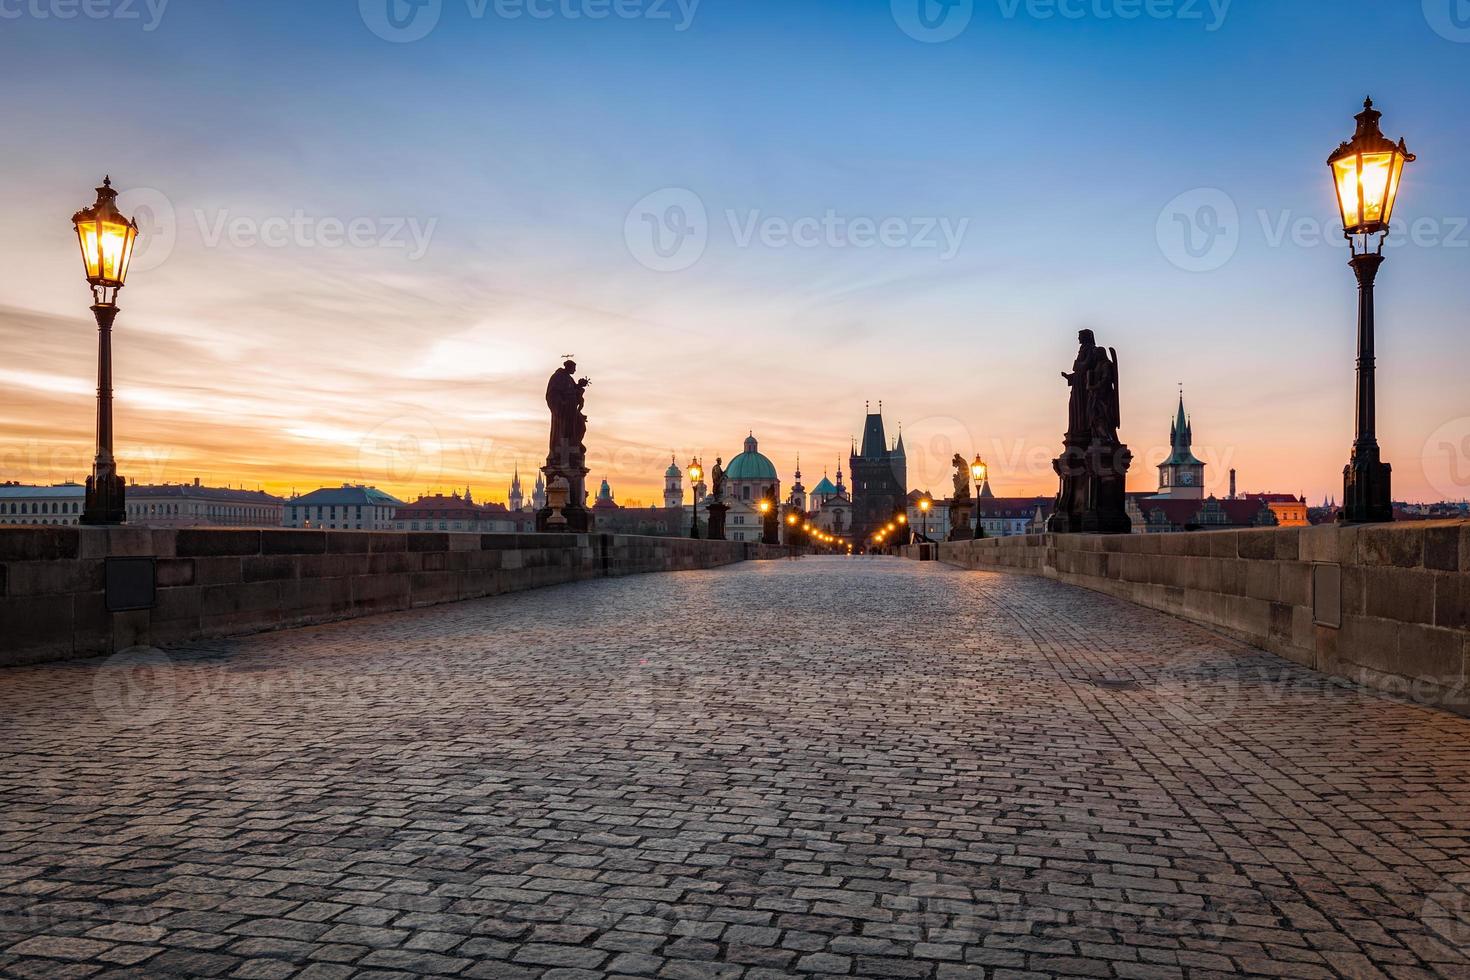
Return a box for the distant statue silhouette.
[1061,329,1120,445]
[709,458,725,502]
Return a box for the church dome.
[665,457,681,478]
[811,476,838,496]
[726,434,778,481]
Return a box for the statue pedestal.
[948,499,973,541]
[706,502,728,541]
[537,447,591,533]
[1048,440,1133,534]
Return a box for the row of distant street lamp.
[67,99,1413,527]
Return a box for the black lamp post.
[919,496,932,542]
[971,454,988,539]
[1329,98,1414,524]
[72,177,140,526]
[687,458,702,538]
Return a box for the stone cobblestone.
[2,556,1469,978]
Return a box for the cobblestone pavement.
[3,557,1470,980]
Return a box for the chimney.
[1229,468,1236,499]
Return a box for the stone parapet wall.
[911,522,1470,715]
[0,528,775,667]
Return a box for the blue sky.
[1,0,1467,504]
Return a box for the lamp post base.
[1341,445,1393,524]
[82,465,127,526]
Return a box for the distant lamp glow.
[971,455,988,484]
[759,499,771,514]
[688,460,702,484]
[72,177,139,305]
[1329,97,1414,240]
[786,512,798,525]
[919,498,931,513]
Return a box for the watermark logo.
[357,414,446,486]
[93,646,175,727]
[360,0,443,42]
[0,0,170,30]
[625,188,708,273]
[1422,416,1470,501]
[891,0,974,42]
[1424,0,1470,42]
[114,186,178,274]
[360,0,698,42]
[1156,187,1239,272]
[1423,873,1470,949]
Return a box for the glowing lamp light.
[759,500,771,514]
[786,512,798,525]
[688,460,702,484]
[919,498,931,512]
[1328,98,1414,239]
[971,455,988,484]
[72,177,139,303]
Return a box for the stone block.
[1435,572,1470,632]
[1206,532,1238,558]
[70,591,111,653]
[153,586,202,625]
[1277,562,1311,608]
[1425,525,1460,572]
[0,527,80,562]
[193,557,243,586]
[407,532,450,553]
[367,533,408,553]
[1337,614,1403,674]
[111,609,152,650]
[242,555,301,583]
[0,594,73,658]
[352,573,410,604]
[1389,623,1463,685]
[1242,560,1280,602]
[201,581,279,617]
[410,571,460,605]
[1299,525,1339,563]
[176,529,262,557]
[1237,530,1276,560]
[1273,528,1301,561]
[1359,525,1422,568]
[261,530,327,555]
[326,531,371,554]
[102,527,160,558]
[1361,567,1436,624]
[155,558,195,588]
[448,533,480,551]
[422,552,448,572]
[6,559,104,597]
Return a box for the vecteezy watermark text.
[891,0,1228,42]
[196,210,438,261]
[625,188,970,272]
[0,0,168,30]
[360,0,698,42]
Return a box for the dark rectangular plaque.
[105,557,156,612]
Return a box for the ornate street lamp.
[687,458,702,538]
[73,177,140,526]
[918,496,932,542]
[1328,98,1414,523]
[971,454,989,539]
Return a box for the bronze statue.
[538,358,593,532]
[1049,329,1132,534]
[1060,329,1120,445]
[709,457,725,502]
[545,359,590,457]
[951,453,971,500]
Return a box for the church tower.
[789,455,807,513]
[663,455,683,509]
[508,466,524,511]
[1156,392,1206,499]
[532,473,546,511]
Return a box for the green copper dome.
[726,434,777,481]
[665,457,682,478]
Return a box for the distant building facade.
[284,485,403,530]
[1,480,283,527]
[392,491,534,532]
[1128,494,1279,532]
